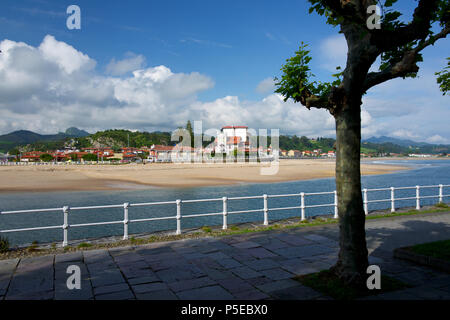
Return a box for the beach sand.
[0,159,409,192]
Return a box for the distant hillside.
[1,127,449,156]
[0,128,89,152]
[363,136,432,147]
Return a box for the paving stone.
[231,266,262,280]
[94,283,130,296]
[136,289,178,300]
[261,239,292,251]
[0,259,19,276]
[246,247,278,259]
[232,290,270,300]
[243,259,280,271]
[303,234,332,243]
[201,268,235,281]
[216,258,242,269]
[54,283,94,300]
[55,252,83,263]
[275,234,313,246]
[6,290,54,300]
[255,279,300,293]
[246,276,272,287]
[7,273,54,295]
[89,268,125,288]
[0,279,10,296]
[95,290,135,300]
[278,259,319,275]
[127,274,160,285]
[216,277,255,293]
[270,284,322,300]
[176,285,234,300]
[132,282,168,294]
[260,268,294,281]
[205,251,231,261]
[156,265,205,282]
[168,277,217,293]
[83,250,111,264]
[231,241,261,249]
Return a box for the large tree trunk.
[331,94,369,288]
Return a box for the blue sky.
[0,0,449,143]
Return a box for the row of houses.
[280,149,336,158]
[3,126,280,163]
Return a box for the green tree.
[186,120,194,148]
[275,0,449,288]
[39,153,54,162]
[436,57,450,95]
[82,153,98,162]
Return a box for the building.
[215,126,249,155]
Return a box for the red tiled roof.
[222,126,248,129]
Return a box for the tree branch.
[364,26,450,91]
[371,0,440,51]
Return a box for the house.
[215,126,249,155]
[288,150,301,157]
[21,151,45,162]
[150,145,174,162]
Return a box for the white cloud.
[256,77,275,94]
[318,35,347,71]
[106,52,146,76]
[0,35,448,144]
[39,35,95,74]
[426,135,449,144]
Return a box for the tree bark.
[331,93,369,288]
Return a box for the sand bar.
[0,159,410,193]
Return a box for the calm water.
[1,159,449,246]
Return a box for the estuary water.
[1,159,449,246]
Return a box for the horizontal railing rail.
[1,184,449,247]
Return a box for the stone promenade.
[1,212,450,300]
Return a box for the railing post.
[176,199,181,235]
[123,202,129,240]
[222,197,228,230]
[263,194,268,226]
[334,191,338,219]
[363,189,368,215]
[62,206,69,247]
[300,192,306,221]
[439,184,443,203]
[390,187,395,213]
[416,185,420,210]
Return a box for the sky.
[0,0,449,143]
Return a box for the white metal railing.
[0,184,449,247]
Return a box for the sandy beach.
[0,159,409,192]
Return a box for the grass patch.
[201,226,212,233]
[295,269,410,300]
[435,202,449,209]
[409,239,450,262]
[77,242,93,249]
[0,236,9,253]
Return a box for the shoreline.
[0,159,413,193]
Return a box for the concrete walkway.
[1,212,450,300]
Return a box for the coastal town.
[0,124,448,164]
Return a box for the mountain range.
[0,127,89,152]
